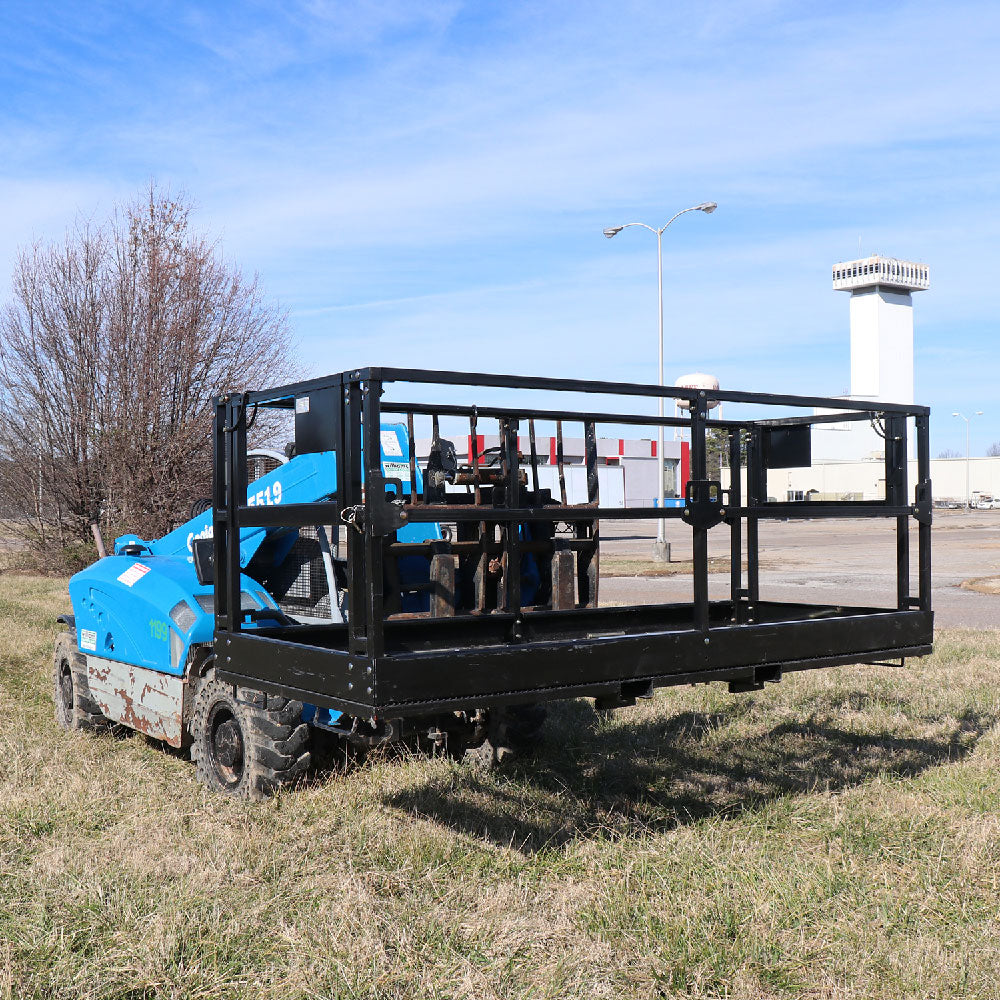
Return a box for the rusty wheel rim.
[208,705,245,788]
[58,661,74,721]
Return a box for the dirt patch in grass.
[600,556,746,577]
[960,576,1000,595]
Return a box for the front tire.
[190,672,310,798]
[52,632,107,731]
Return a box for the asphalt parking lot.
[599,508,1000,628]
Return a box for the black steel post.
[501,417,521,612]
[407,412,418,502]
[746,426,762,621]
[691,397,709,633]
[577,420,600,607]
[212,398,228,631]
[917,413,932,612]
[556,420,567,505]
[528,418,540,497]
[885,414,910,610]
[344,379,368,654]
[226,395,246,636]
[728,428,743,623]
[362,378,386,658]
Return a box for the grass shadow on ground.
[383,696,995,853]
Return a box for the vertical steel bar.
[362,378,385,658]
[576,420,600,607]
[917,413,932,612]
[330,376,344,564]
[211,398,228,632]
[429,541,456,616]
[469,408,490,611]
[226,395,246,636]
[528,418,540,496]
[407,411,418,503]
[469,409,481,506]
[886,415,910,610]
[556,420,567,505]
[728,428,742,623]
[746,426,762,619]
[344,379,368,654]
[501,417,521,611]
[690,398,709,633]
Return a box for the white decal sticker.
[295,396,310,413]
[380,429,403,457]
[80,629,97,652]
[382,461,412,480]
[117,562,151,587]
[247,480,282,507]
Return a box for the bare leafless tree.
[987,441,1000,458]
[0,185,297,554]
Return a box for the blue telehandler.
[54,422,477,796]
[55,367,933,798]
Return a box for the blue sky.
[2,0,998,454]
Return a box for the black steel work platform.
[209,367,933,719]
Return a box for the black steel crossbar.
[231,501,343,528]
[382,400,746,431]
[756,410,884,427]
[246,366,928,415]
[746,503,913,518]
[402,504,685,523]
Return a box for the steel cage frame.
[210,367,933,716]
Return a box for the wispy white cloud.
[1,0,998,451]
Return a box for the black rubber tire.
[52,631,107,731]
[190,671,310,798]
[505,703,547,753]
[461,704,547,769]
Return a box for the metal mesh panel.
[169,600,198,632]
[169,629,184,670]
[192,592,260,614]
[256,527,332,617]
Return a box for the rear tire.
[52,632,107,731]
[190,672,310,798]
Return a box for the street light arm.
[611,222,660,235]
[660,201,718,233]
[660,206,698,231]
[605,203,716,238]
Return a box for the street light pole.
[656,226,663,544]
[604,202,717,561]
[952,410,984,508]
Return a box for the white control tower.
[814,255,929,461]
[833,256,929,405]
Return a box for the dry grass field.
[3,573,1000,999]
